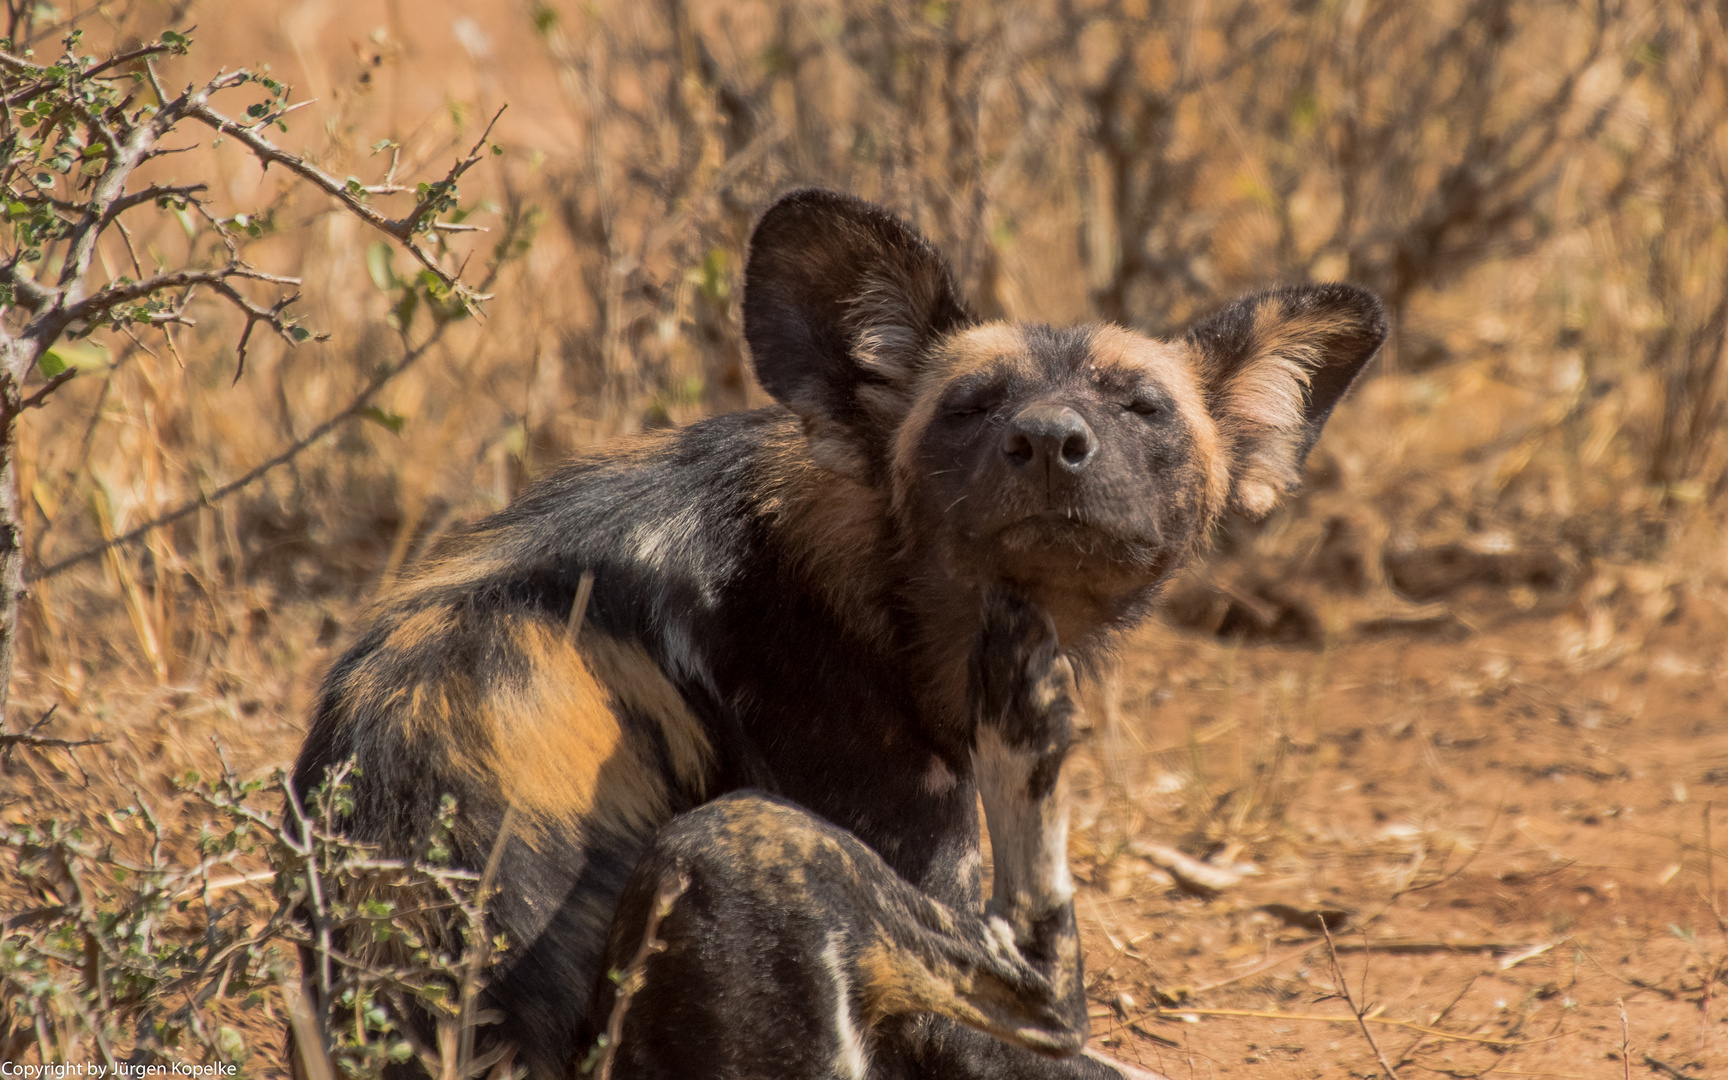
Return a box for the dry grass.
[4,0,1728,1075]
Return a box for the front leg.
[969,592,1082,989]
[880,594,1168,1079]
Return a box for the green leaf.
[365,241,395,291]
[361,406,406,435]
[288,326,311,343]
[37,352,67,377]
[44,341,108,371]
[418,270,450,300]
[246,102,268,119]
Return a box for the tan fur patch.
[1219,299,1322,429]
[477,621,670,847]
[379,550,517,608]
[757,426,897,647]
[857,940,981,1029]
[380,604,454,655]
[578,634,714,798]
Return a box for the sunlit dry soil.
[1070,593,1726,1080]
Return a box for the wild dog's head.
[744,190,1386,637]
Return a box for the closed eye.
[944,383,1002,419]
[1126,398,1164,418]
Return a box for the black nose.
[1002,403,1097,473]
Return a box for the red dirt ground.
[1066,589,1726,1080]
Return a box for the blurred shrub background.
[19,0,1728,711]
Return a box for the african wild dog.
[292,189,1386,1078]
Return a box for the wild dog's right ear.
[743,189,973,481]
[1186,283,1387,518]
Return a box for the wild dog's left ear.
[1186,283,1387,517]
[743,189,973,480]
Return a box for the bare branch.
[3,263,59,311]
[4,187,86,216]
[140,57,168,111]
[205,278,317,382]
[588,869,689,1080]
[57,263,298,327]
[77,42,175,81]
[398,109,506,237]
[0,728,104,751]
[1321,922,1401,1080]
[112,218,144,278]
[99,182,209,224]
[18,365,73,408]
[140,143,197,161]
[179,97,504,306]
[0,49,47,77]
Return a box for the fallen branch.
[0,730,105,750]
[1327,938,1546,956]
[1643,1054,1704,1080]
[1137,1006,1562,1048]
[1128,840,1247,896]
[1322,921,1402,1079]
[0,705,105,767]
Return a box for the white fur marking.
[821,933,870,1080]
[972,727,1074,916]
